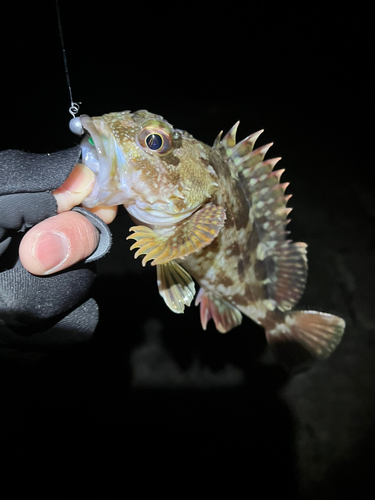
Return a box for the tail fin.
[265,310,345,359]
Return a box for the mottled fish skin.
[180,144,261,314]
[79,110,345,360]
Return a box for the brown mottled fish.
[73,110,345,359]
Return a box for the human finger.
[84,205,118,224]
[53,163,96,213]
[19,211,99,275]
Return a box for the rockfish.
[72,110,345,359]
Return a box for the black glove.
[0,147,111,349]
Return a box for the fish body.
[76,110,345,359]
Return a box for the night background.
[1,1,374,497]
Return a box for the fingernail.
[32,231,70,275]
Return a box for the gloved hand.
[0,147,112,349]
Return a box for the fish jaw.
[80,114,133,207]
[125,202,197,227]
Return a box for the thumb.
[19,211,99,275]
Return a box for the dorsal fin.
[217,122,308,311]
[242,150,308,310]
[229,130,265,168]
[220,121,240,150]
[243,158,290,243]
[213,130,223,149]
[236,143,275,173]
[222,126,291,243]
[215,123,264,166]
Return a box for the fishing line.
[55,0,81,120]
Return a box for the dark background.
[1,1,374,497]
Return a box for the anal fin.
[127,203,226,266]
[195,288,242,333]
[157,261,196,314]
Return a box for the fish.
[73,109,345,359]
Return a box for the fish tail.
[265,310,345,359]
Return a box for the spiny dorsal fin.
[215,122,264,168]
[220,121,240,150]
[229,134,267,172]
[217,122,295,247]
[216,122,308,310]
[223,124,308,311]
[232,130,264,160]
[239,149,279,178]
[246,157,308,310]
[248,173,291,243]
[213,130,223,149]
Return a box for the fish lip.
[80,114,108,177]
[79,114,113,207]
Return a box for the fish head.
[77,110,218,226]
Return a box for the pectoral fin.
[157,261,196,314]
[127,203,226,266]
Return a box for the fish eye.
[146,133,163,151]
[137,120,173,155]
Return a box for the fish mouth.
[79,115,129,208]
[79,115,103,173]
[79,114,109,207]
